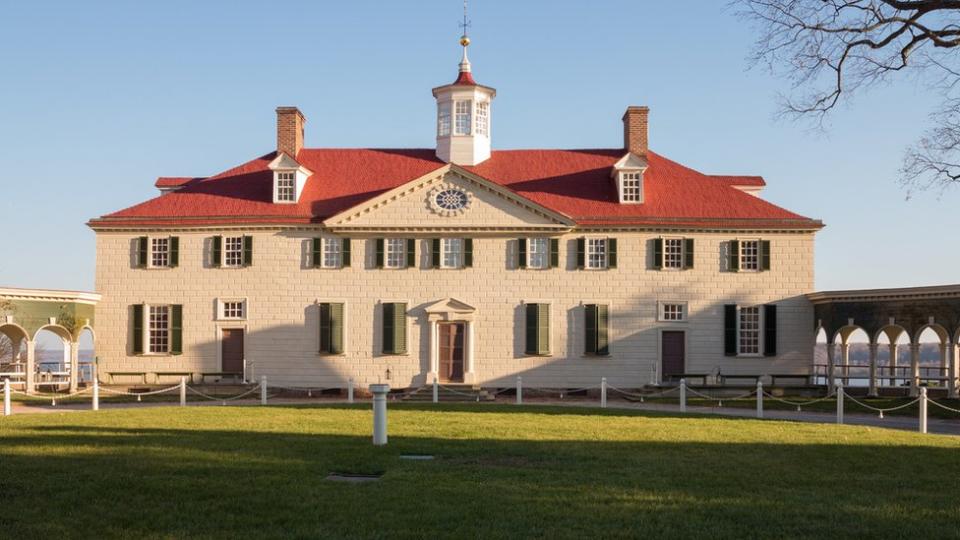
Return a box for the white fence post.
[260,376,267,406]
[756,381,763,419]
[348,377,355,403]
[516,376,522,405]
[601,377,607,409]
[433,379,439,403]
[836,381,844,425]
[680,378,687,413]
[919,386,928,434]
[179,377,186,407]
[92,379,99,411]
[3,378,11,416]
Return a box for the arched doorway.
[78,327,95,385]
[0,323,30,389]
[915,325,949,389]
[875,326,909,389]
[33,325,72,392]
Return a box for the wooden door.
[221,329,244,374]
[661,331,685,381]
[438,323,465,383]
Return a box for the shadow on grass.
[1,408,959,539]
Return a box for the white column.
[825,342,836,388]
[939,342,949,390]
[867,343,878,397]
[92,379,99,411]
[465,321,476,384]
[919,387,928,434]
[949,341,958,399]
[3,378,10,416]
[69,341,80,393]
[888,343,898,387]
[839,342,850,380]
[428,320,438,383]
[25,340,35,393]
[909,343,920,397]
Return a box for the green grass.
[1,404,959,539]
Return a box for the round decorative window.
[427,184,471,216]
[434,189,468,211]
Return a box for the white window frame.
[217,298,247,321]
[437,102,452,137]
[658,302,688,322]
[740,239,760,272]
[149,237,170,268]
[619,171,643,203]
[475,101,489,137]
[454,100,472,135]
[737,306,762,356]
[146,304,170,355]
[663,237,684,270]
[586,238,608,270]
[223,236,244,268]
[275,171,296,203]
[322,237,342,269]
[442,238,463,269]
[527,237,549,270]
[385,238,406,269]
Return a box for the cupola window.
[455,101,472,135]
[475,101,489,137]
[438,103,452,137]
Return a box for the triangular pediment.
[424,297,476,315]
[611,152,648,174]
[268,152,313,175]
[323,165,573,230]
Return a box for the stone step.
[400,385,496,402]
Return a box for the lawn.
[1,404,958,539]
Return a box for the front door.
[661,331,685,381]
[221,329,244,374]
[438,322,465,383]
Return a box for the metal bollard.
[680,378,687,413]
[180,377,187,407]
[433,379,439,403]
[261,376,267,406]
[756,381,763,419]
[919,387,928,434]
[836,381,844,425]
[348,377,354,404]
[92,379,99,411]
[516,376,522,405]
[3,378,11,416]
[601,377,607,409]
[370,384,390,446]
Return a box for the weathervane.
[459,0,471,47]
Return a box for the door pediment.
[425,297,476,321]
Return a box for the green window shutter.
[375,238,385,268]
[764,304,777,357]
[319,303,344,354]
[431,238,441,268]
[136,237,148,268]
[537,303,550,355]
[576,238,585,269]
[319,303,331,353]
[517,238,527,269]
[684,238,694,269]
[383,302,407,354]
[761,240,771,271]
[596,304,609,355]
[170,305,183,355]
[549,238,559,268]
[311,238,322,267]
[584,304,597,355]
[724,304,737,356]
[342,238,351,267]
[463,238,473,268]
[212,236,222,267]
[653,238,663,270]
[406,239,416,268]
[169,237,179,268]
[607,238,617,269]
[729,240,740,272]
[132,304,143,354]
[525,304,538,355]
[242,236,253,266]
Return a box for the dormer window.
[455,101,472,135]
[275,171,296,202]
[620,172,642,202]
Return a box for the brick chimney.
[276,106,305,157]
[622,106,649,156]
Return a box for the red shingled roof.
[89,148,821,230]
[708,175,766,187]
[155,177,202,189]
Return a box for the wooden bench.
[108,371,149,384]
[154,371,195,384]
[769,374,811,386]
[667,373,710,386]
[201,372,243,383]
[720,374,762,385]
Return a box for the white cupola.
[432,33,496,166]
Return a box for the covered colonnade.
[807,285,960,398]
[0,287,100,393]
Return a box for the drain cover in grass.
[326,472,383,483]
[399,454,435,460]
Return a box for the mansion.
[85,37,825,390]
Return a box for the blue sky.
[0,0,954,292]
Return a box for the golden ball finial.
[460,35,470,47]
